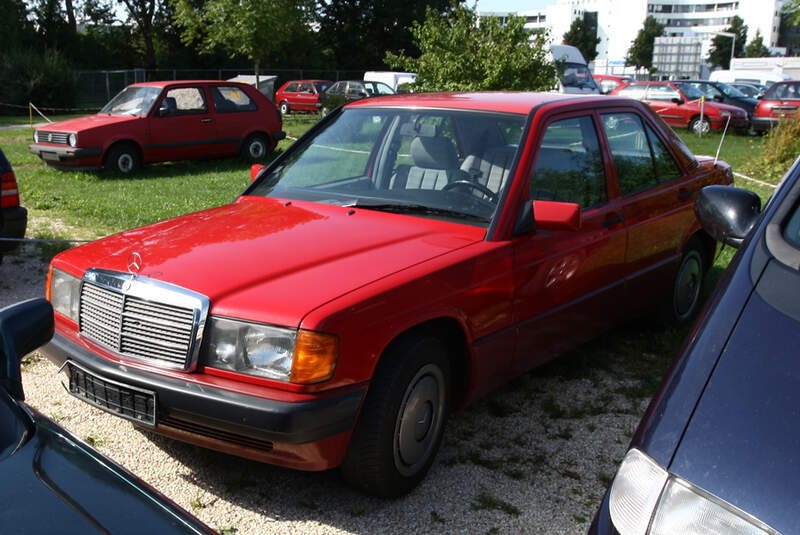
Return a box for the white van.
[363,71,417,92]
[550,44,601,94]
[709,69,791,86]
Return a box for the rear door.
[643,84,688,128]
[512,111,628,371]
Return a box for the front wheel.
[689,116,711,135]
[105,144,141,174]
[341,335,451,497]
[279,101,290,115]
[242,133,271,161]
[663,238,706,323]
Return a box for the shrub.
[0,48,78,114]
[742,116,800,182]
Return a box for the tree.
[385,4,557,92]
[562,16,600,63]
[784,0,800,26]
[745,29,771,57]
[173,0,312,76]
[118,0,161,69]
[625,16,664,72]
[317,0,452,70]
[707,15,747,69]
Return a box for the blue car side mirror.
[0,299,54,401]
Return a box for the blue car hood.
[670,265,800,535]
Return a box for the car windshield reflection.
[99,86,162,116]
[249,108,526,226]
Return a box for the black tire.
[242,133,271,161]
[279,101,290,115]
[689,116,711,136]
[105,144,141,174]
[662,238,706,324]
[320,106,330,117]
[341,335,451,497]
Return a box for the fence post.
[105,71,111,102]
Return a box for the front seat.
[390,136,462,191]
[459,145,517,197]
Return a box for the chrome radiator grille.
[37,131,70,145]
[79,273,205,369]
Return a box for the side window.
[298,83,313,93]
[647,84,680,101]
[617,84,648,100]
[529,116,607,209]
[645,125,682,182]
[210,86,256,113]
[162,87,207,116]
[285,83,299,93]
[601,113,658,195]
[327,82,344,95]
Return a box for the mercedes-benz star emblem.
[127,252,143,275]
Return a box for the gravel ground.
[1,235,643,535]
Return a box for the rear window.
[765,82,800,101]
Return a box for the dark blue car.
[589,156,800,535]
[0,299,215,534]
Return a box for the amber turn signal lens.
[45,264,53,301]
[290,330,339,384]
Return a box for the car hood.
[55,197,484,327]
[669,271,800,534]
[0,404,211,534]
[39,114,141,132]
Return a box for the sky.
[474,0,556,13]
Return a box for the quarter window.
[647,84,680,101]
[530,116,607,209]
[210,86,256,113]
[285,83,299,92]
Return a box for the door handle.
[677,188,694,200]
[201,118,213,123]
[602,213,625,228]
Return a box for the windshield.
[716,82,746,98]
[677,83,704,101]
[560,63,599,90]
[100,86,162,116]
[247,108,527,226]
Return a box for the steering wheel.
[442,180,498,203]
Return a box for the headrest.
[410,136,459,170]
[399,122,438,138]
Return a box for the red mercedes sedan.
[41,92,731,497]
[29,80,284,174]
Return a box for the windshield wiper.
[344,200,490,223]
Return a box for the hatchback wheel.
[242,134,270,161]
[279,101,290,115]
[341,334,451,497]
[664,239,706,323]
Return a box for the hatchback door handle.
[602,213,625,228]
[677,188,694,200]
[201,118,213,123]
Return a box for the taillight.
[1,170,20,208]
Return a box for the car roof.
[284,80,331,84]
[129,80,249,88]
[345,91,614,114]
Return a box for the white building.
[480,0,786,72]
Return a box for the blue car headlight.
[609,449,780,535]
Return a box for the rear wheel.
[341,334,451,497]
[105,144,140,174]
[689,116,711,135]
[242,133,271,161]
[663,238,706,323]
[279,101,290,115]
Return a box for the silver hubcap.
[249,140,265,158]
[118,153,134,173]
[394,364,445,476]
[675,251,701,318]
[693,120,710,135]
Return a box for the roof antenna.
[713,115,732,168]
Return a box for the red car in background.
[593,74,632,94]
[42,92,731,497]
[29,81,284,174]
[753,80,800,133]
[274,79,333,115]
[611,81,749,134]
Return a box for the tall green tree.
[118,0,161,69]
[745,29,771,57]
[625,16,664,72]
[784,0,800,25]
[707,15,747,69]
[173,0,312,76]
[563,16,600,63]
[318,0,452,70]
[0,0,36,53]
[386,4,557,92]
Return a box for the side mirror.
[250,164,265,182]
[695,185,761,248]
[0,299,54,401]
[514,200,581,235]
[671,97,684,104]
[157,104,171,117]
[713,95,724,103]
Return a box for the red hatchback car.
[611,81,749,134]
[29,81,284,174]
[41,92,731,497]
[274,79,333,115]
[753,80,800,133]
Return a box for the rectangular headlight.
[48,267,81,322]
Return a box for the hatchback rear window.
[765,82,800,101]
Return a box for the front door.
[147,86,218,162]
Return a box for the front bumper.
[0,205,27,253]
[41,332,366,467]
[29,143,102,165]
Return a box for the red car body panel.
[29,80,282,169]
[43,92,733,472]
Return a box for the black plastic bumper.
[753,116,781,133]
[29,144,102,163]
[0,205,27,253]
[41,332,366,444]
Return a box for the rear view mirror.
[0,299,54,400]
[695,185,761,248]
[250,164,265,182]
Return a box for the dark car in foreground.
[0,147,27,259]
[0,299,215,534]
[753,80,800,134]
[589,156,800,535]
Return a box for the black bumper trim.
[42,333,365,444]
[29,144,102,162]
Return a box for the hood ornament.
[124,252,143,291]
